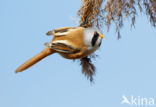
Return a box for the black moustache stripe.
[91,32,99,47]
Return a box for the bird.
[15,27,104,73]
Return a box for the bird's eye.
[94,32,99,37]
[91,32,99,47]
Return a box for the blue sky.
[0,0,156,107]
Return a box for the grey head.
[83,27,104,53]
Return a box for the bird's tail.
[15,47,55,73]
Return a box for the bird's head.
[83,27,104,54]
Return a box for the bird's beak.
[100,34,104,39]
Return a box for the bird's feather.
[45,41,80,54]
[46,27,77,36]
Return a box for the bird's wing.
[46,27,79,36]
[44,42,80,54]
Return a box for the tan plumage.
[15,27,104,75]
[15,47,54,73]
